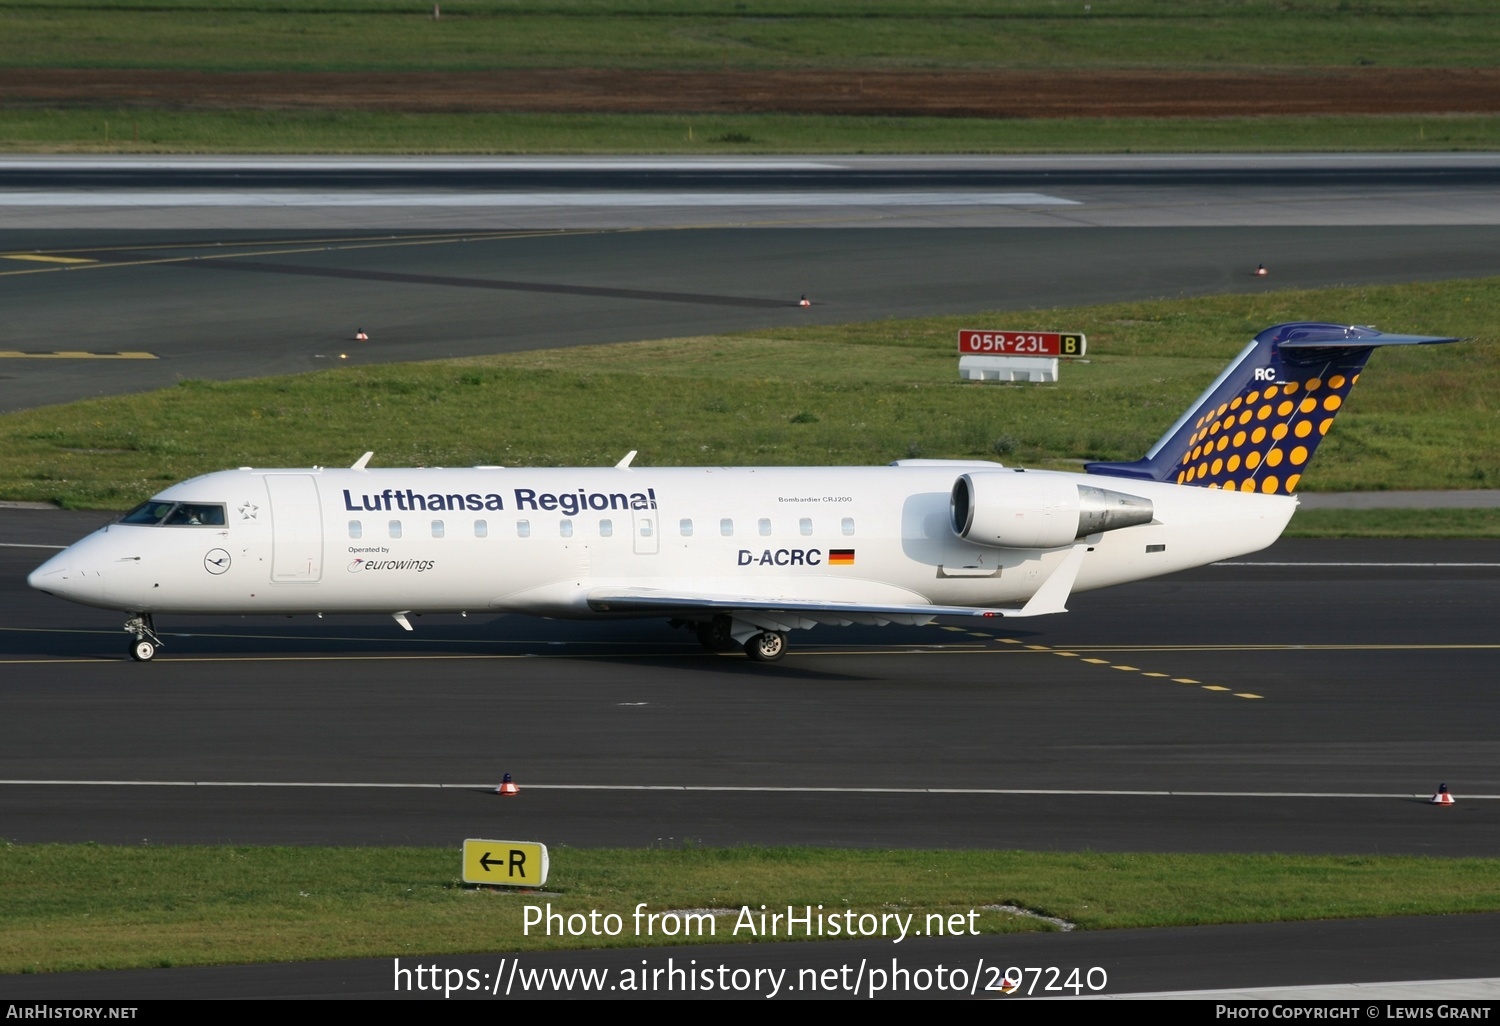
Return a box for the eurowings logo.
[348,557,436,574]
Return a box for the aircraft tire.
[695,618,737,652]
[129,639,156,662]
[744,631,787,662]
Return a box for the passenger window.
[517,519,530,538]
[431,520,444,539]
[348,520,362,539]
[388,520,402,539]
[720,518,734,537]
[474,520,488,538]
[560,519,573,538]
[639,519,653,537]
[800,517,813,536]
[680,519,693,537]
[758,518,772,536]
[600,519,613,538]
[842,517,855,536]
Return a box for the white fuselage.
[29,463,1295,619]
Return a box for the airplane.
[28,322,1459,663]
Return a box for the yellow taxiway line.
[0,351,156,359]
[2,253,96,265]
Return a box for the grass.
[6,844,1500,973]
[0,278,1495,513]
[7,110,1500,155]
[1286,508,1499,538]
[3,2,1500,71]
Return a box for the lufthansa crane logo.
[204,549,231,575]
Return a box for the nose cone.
[28,547,108,607]
[27,550,69,593]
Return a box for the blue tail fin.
[1084,322,1461,495]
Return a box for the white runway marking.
[0,158,844,171]
[0,191,1079,208]
[1,779,1492,799]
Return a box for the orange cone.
[355,329,369,341]
[496,772,519,797]
[798,295,811,307]
[1430,782,1454,806]
[1254,265,1268,277]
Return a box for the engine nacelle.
[950,471,1154,549]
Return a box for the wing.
[587,544,1087,627]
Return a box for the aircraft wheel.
[695,618,736,652]
[129,638,157,662]
[743,631,787,662]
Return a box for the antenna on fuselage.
[615,450,637,469]
[351,451,374,471]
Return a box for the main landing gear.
[692,617,736,653]
[124,613,162,662]
[679,615,790,662]
[742,629,787,663]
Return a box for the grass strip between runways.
[0,278,1495,522]
[6,111,1500,155]
[5,2,1500,73]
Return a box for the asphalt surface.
[4,515,1499,998]
[9,154,1500,191]
[5,512,1497,852]
[3,155,1498,1000]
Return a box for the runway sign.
[958,331,1086,357]
[462,839,550,887]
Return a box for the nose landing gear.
[124,614,162,662]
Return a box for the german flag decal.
[828,549,855,565]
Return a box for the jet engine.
[950,471,1154,549]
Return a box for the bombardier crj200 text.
[29,323,1459,662]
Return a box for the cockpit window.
[166,504,226,526]
[121,501,176,525]
[120,501,226,526]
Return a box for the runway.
[3,155,1500,413]
[8,154,1500,229]
[4,510,1496,853]
[3,156,1498,998]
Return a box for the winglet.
[351,451,374,471]
[615,450,637,469]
